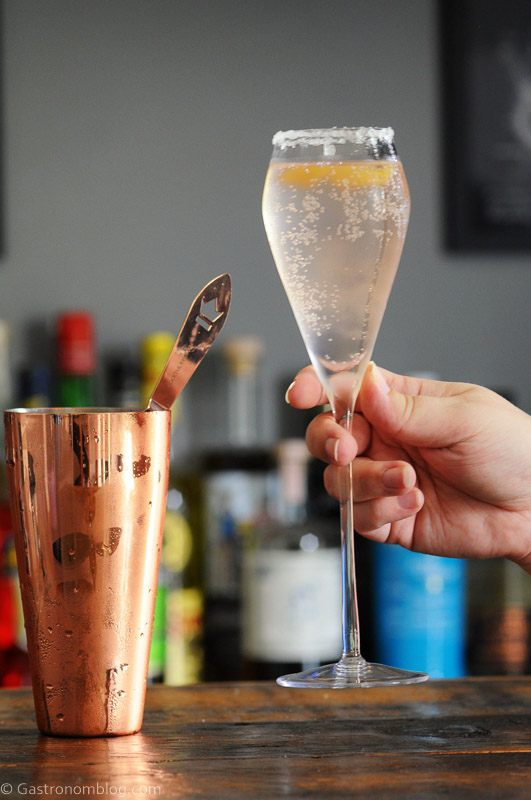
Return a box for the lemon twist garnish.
[277,162,395,188]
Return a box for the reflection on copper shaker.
[4,408,170,737]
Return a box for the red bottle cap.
[56,312,95,375]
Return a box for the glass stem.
[339,409,361,659]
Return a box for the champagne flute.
[262,127,428,687]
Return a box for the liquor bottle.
[465,388,531,675]
[55,311,97,406]
[242,439,342,679]
[0,321,31,686]
[141,332,204,685]
[18,364,51,408]
[0,321,14,662]
[161,476,204,685]
[372,544,467,678]
[201,336,276,681]
[105,350,141,409]
[368,369,467,679]
[467,557,531,675]
[0,321,12,505]
[141,333,173,683]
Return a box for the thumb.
[360,363,467,448]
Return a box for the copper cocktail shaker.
[4,407,170,737]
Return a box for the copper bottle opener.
[147,272,232,411]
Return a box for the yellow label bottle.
[141,332,204,685]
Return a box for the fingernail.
[284,381,296,404]
[325,437,340,463]
[369,362,390,395]
[398,491,420,510]
[383,466,404,490]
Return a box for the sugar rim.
[272,127,395,148]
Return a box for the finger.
[356,517,415,547]
[323,461,418,501]
[285,366,328,409]
[355,522,392,544]
[360,362,476,448]
[353,458,417,501]
[364,362,464,399]
[323,465,423,528]
[353,491,424,533]
[306,412,370,466]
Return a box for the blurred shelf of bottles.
[0,314,530,687]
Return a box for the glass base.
[276,655,428,688]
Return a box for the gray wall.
[1,0,530,449]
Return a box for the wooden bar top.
[0,678,530,798]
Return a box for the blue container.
[372,543,467,678]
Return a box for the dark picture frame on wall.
[441,0,531,251]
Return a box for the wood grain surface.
[0,678,530,798]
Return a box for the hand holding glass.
[263,127,428,687]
